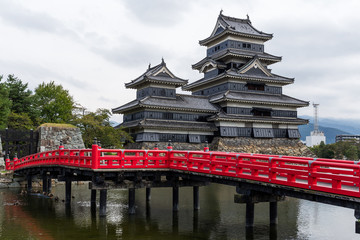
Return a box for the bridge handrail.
[5,144,360,198]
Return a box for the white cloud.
[0,0,360,121]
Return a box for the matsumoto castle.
[113,12,309,145]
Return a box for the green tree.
[74,108,132,148]
[7,112,33,130]
[0,75,12,128]
[33,81,75,124]
[3,74,36,127]
[310,141,359,160]
[344,144,358,160]
[4,75,33,114]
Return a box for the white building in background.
[306,103,326,147]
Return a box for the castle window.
[247,44,251,48]
[251,107,272,117]
[242,43,246,48]
[246,83,265,91]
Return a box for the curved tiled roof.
[183,69,293,91]
[207,112,308,125]
[192,49,281,70]
[120,119,217,132]
[199,12,273,46]
[209,91,309,107]
[112,94,219,114]
[125,59,188,89]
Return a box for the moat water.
[0,183,358,240]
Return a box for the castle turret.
[182,12,308,138]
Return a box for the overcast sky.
[1,0,360,123]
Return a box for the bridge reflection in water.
[0,185,358,239]
[5,140,360,236]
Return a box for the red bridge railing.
[5,143,360,198]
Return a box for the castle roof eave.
[199,30,273,46]
[121,119,218,132]
[125,76,188,89]
[112,95,219,114]
[207,113,309,125]
[182,72,294,91]
[192,50,282,70]
[125,60,188,89]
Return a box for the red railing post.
[59,140,65,165]
[5,154,12,170]
[203,141,209,152]
[13,154,18,171]
[268,157,277,183]
[167,141,173,167]
[92,138,99,169]
[308,159,318,189]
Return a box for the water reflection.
[0,184,358,239]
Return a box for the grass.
[38,123,76,129]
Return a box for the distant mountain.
[301,115,360,134]
[299,115,360,144]
[298,123,350,144]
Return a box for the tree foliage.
[5,75,33,114]
[7,112,33,130]
[73,108,132,148]
[2,74,36,127]
[310,140,360,160]
[0,75,12,128]
[0,74,133,148]
[33,81,75,124]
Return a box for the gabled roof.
[199,11,273,46]
[112,94,219,114]
[199,59,227,73]
[237,57,273,77]
[207,112,308,125]
[125,58,188,89]
[209,91,309,107]
[192,49,281,70]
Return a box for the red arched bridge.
[6,141,360,232]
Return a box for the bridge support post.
[47,178,52,193]
[270,201,278,225]
[99,189,107,217]
[355,209,360,234]
[42,175,49,194]
[129,188,136,214]
[246,203,255,228]
[65,179,71,205]
[193,186,200,210]
[173,186,179,212]
[146,187,151,202]
[27,175,32,192]
[91,190,96,205]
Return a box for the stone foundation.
[211,137,315,157]
[37,125,85,152]
[126,141,209,151]
[126,137,315,157]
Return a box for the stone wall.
[211,137,315,157]
[37,126,85,152]
[126,137,315,157]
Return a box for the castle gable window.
[246,82,265,91]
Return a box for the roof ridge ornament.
[161,57,166,66]
[148,63,151,70]
[247,14,251,24]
